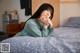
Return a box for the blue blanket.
[1,36,80,53]
[0,27,80,53]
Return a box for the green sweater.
[15,19,54,37]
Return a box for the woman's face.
[38,10,51,25]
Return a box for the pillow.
[62,17,80,28]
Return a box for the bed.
[54,17,80,39]
[0,17,80,53]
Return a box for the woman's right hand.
[48,18,53,28]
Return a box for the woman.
[15,3,54,37]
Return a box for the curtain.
[20,0,32,15]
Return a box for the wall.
[60,0,80,25]
[32,0,60,27]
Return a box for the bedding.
[0,35,80,53]
[54,27,80,39]
[53,27,80,53]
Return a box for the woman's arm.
[47,19,54,36]
[25,21,42,37]
[15,20,42,37]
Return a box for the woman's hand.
[48,18,53,28]
[43,18,53,29]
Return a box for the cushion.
[62,17,80,28]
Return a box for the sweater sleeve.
[48,25,54,36]
[25,21,42,37]
[41,27,49,37]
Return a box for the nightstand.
[6,22,25,37]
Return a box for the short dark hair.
[30,3,54,20]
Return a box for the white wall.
[60,0,80,25]
[0,0,30,31]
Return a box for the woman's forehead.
[43,10,50,12]
[42,10,51,16]
[42,10,51,14]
